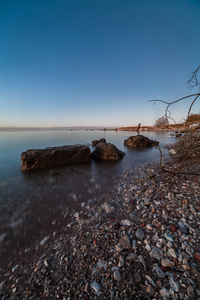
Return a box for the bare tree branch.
[149,93,200,125]
[149,65,200,177]
[185,94,200,128]
[186,65,200,91]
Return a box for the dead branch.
[186,65,200,91]
[149,93,200,126]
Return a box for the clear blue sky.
[0,0,200,127]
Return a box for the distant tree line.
[154,116,169,127]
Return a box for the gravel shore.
[0,157,200,299]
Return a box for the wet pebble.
[146,224,153,230]
[145,275,157,288]
[146,284,155,298]
[187,285,195,298]
[161,259,175,267]
[119,235,130,249]
[121,219,133,226]
[126,253,137,261]
[169,277,180,292]
[118,255,124,268]
[194,252,200,262]
[136,229,145,240]
[112,268,122,282]
[91,280,100,296]
[138,255,146,269]
[182,258,190,270]
[154,266,165,279]
[168,248,177,258]
[164,233,174,243]
[150,246,164,260]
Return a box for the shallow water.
[0,129,175,268]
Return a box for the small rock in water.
[101,202,115,213]
[74,212,79,218]
[0,233,8,244]
[12,265,19,272]
[40,236,50,245]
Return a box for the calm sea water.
[0,129,175,267]
[0,129,174,182]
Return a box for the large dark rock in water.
[124,135,159,148]
[21,145,91,171]
[92,138,106,146]
[91,142,125,161]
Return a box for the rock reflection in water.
[0,160,123,268]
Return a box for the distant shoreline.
[0,124,185,132]
[1,120,199,132]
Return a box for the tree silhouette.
[150,66,200,176]
[150,65,200,127]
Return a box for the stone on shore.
[124,135,159,148]
[21,145,91,171]
[91,142,125,161]
[92,138,106,146]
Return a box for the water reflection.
[0,130,175,268]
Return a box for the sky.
[0,0,200,128]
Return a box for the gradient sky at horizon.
[0,0,200,127]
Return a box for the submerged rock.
[101,202,115,213]
[92,138,106,146]
[91,142,125,161]
[124,135,159,148]
[21,145,91,171]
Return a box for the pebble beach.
[0,154,200,299]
